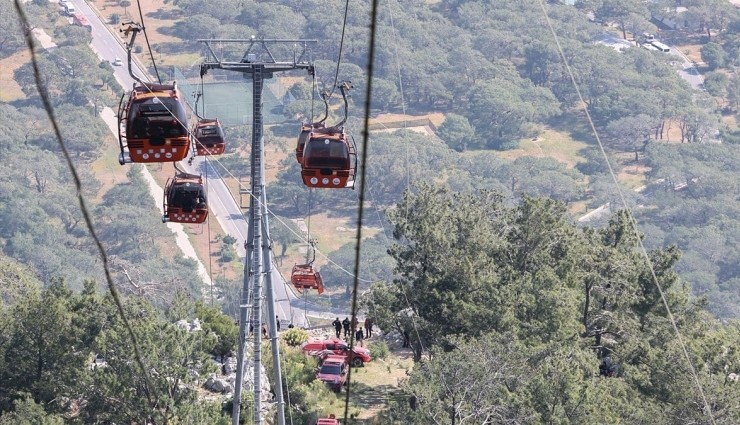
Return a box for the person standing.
[355,327,365,347]
[364,317,374,339]
[342,317,351,338]
[332,317,342,338]
[276,315,281,332]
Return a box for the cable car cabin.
[193,118,226,156]
[296,122,325,164]
[163,173,208,224]
[118,82,190,164]
[301,130,356,189]
[291,264,324,294]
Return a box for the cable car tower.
[199,37,316,425]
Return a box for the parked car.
[315,414,340,425]
[316,345,372,367]
[300,337,346,354]
[315,357,348,392]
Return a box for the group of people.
[246,315,293,338]
[332,316,374,346]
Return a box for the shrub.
[368,340,389,360]
[282,328,310,347]
[195,301,237,356]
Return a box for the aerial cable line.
[12,0,160,417]
[120,26,374,284]
[535,0,716,422]
[325,0,352,99]
[135,0,161,83]
[342,0,380,421]
[205,158,215,306]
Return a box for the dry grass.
[88,0,196,68]
[495,127,588,169]
[721,112,738,131]
[0,50,30,102]
[370,112,445,127]
[617,163,650,189]
[681,44,704,64]
[89,135,130,200]
[349,355,413,420]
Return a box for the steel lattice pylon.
[198,38,316,425]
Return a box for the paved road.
[69,0,324,326]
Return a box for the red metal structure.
[291,264,324,294]
[118,82,190,165]
[192,118,226,156]
[72,13,92,32]
[298,82,356,189]
[315,414,340,425]
[296,121,325,164]
[300,128,356,189]
[162,172,208,224]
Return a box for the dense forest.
[0,0,739,423]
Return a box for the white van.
[63,2,76,15]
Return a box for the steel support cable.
[343,0,380,421]
[13,0,160,416]
[384,0,412,236]
[325,0,352,100]
[135,0,161,83]
[205,157,214,306]
[364,187,425,355]
[122,85,373,284]
[115,31,364,282]
[306,187,313,264]
[117,34,374,282]
[361,0,427,355]
[535,0,715,422]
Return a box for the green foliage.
[195,301,238,356]
[399,334,531,424]
[0,1,25,59]
[0,395,63,425]
[367,341,389,360]
[376,184,740,422]
[701,42,727,70]
[220,244,237,263]
[703,71,729,97]
[0,278,99,412]
[282,327,310,347]
[437,113,476,152]
[262,344,338,423]
[78,298,216,424]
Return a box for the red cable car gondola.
[297,121,325,164]
[117,22,191,165]
[299,82,356,189]
[301,129,356,189]
[297,90,330,164]
[193,118,226,156]
[162,172,208,224]
[291,263,325,294]
[118,82,190,165]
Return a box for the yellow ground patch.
[0,50,30,102]
[495,128,588,169]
